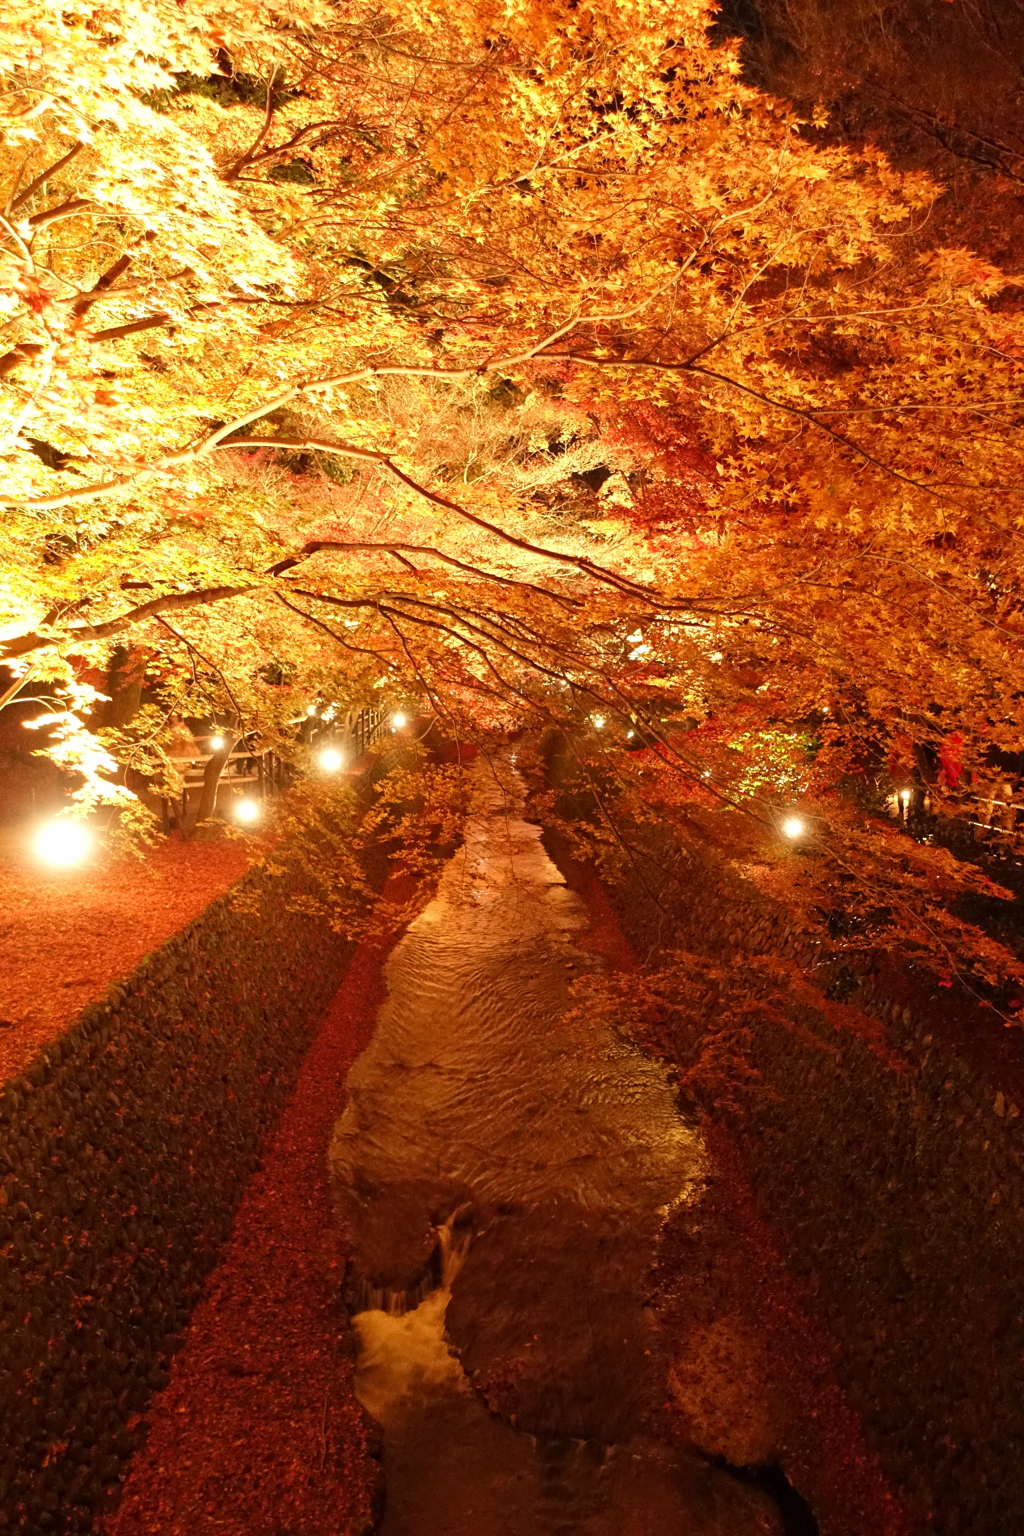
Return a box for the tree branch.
[545,350,975,508]
[3,585,252,659]
[222,68,279,181]
[226,438,690,609]
[72,254,134,318]
[26,196,97,230]
[89,312,172,343]
[272,539,583,610]
[7,143,85,215]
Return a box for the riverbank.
[540,729,1024,1536]
[0,829,264,1085]
[100,896,409,1536]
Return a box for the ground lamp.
[392,713,407,730]
[234,798,261,825]
[319,747,344,773]
[782,815,805,840]
[33,818,93,868]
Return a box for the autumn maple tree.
[2,0,1023,993]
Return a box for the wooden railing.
[347,706,386,756]
[160,705,388,828]
[161,744,288,830]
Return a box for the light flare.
[33,819,92,868]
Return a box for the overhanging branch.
[3,584,253,660]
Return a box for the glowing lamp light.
[234,798,261,825]
[306,705,318,717]
[900,788,912,804]
[209,735,225,751]
[392,712,407,730]
[782,815,805,840]
[592,714,606,729]
[626,730,635,740]
[34,818,92,868]
[319,748,344,773]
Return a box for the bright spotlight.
[782,815,805,839]
[626,730,635,740]
[306,704,318,717]
[209,735,224,751]
[234,798,261,824]
[392,712,407,730]
[900,788,912,804]
[592,714,606,729]
[319,748,344,773]
[34,818,92,868]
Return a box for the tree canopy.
[3,0,1024,995]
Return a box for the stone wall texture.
[544,732,1024,1536]
[0,828,367,1532]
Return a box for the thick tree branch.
[3,585,252,660]
[89,312,172,343]
[71,254,133,318]
[7,143,85,215]
[222,68,279,182]
[26,196,97,230]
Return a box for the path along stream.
[330,757,785,1535]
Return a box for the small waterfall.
[352,1210,475,1424]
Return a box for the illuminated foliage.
[2,0,1023,988]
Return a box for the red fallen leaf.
[0,837,260,1087]
[101,910,399,1536]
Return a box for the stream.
[329,756,785,1535]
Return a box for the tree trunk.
[97,645,145,729]
[188,730,239,834]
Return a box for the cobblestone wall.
[0,822,372,1532]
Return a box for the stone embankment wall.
[543,734,1024,1536]
[0,783,390,1534]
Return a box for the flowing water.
[329,757,783,1535]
